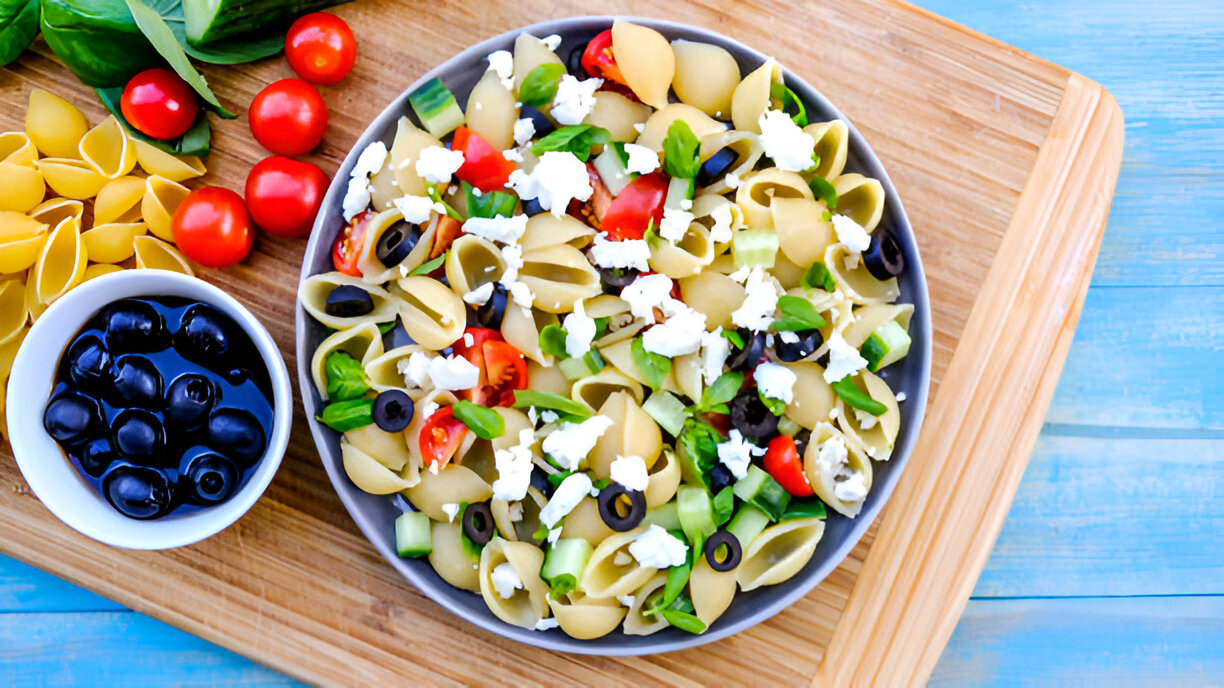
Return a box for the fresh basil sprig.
[809,175,838,210]
[324,351,370,401]
[771,295,827,332]
[687,371,743,415]
[530,124,611,162]
[318,398,374,432]
[125,0,236,117]
[831,376,888,416]
[770,82,808,127]
[631,337,671,391]
[661,119,701,179]
[801,261,836,292]
[518,63,566,108]
[757,388,788,416]
[409,252,447,276]
[538,324,570,359]
[451,400,506,440]
[511,389,592,422]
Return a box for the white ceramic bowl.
[7,270,293,550]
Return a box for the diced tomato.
[331,210,372,276]
[763,435,814,497]
[703,412,732,438]
[581,29,627,87]
[429,214,464,259]
[419,406,468,469]
[600,172,668,241]
[452,328,528,406]
[569,164,614,229]
[451,126,516,192]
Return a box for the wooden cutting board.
[0,0,1122,685]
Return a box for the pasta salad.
[300,20,912,639]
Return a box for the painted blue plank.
[0,557,125,614]
[932,595,1224,686]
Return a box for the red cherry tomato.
[171,187,255,268]
[120,68,198,140]
[581,29,627,86]
[450,126,516,192]
[429,215,464,259]
[248,79,328,156]
[452,328,529,406]
[244,156,329,238]
[418,406,468,469]
[601,172,668,240]
[285,12,357,85]
[763,435,814,497]
[331,210,371,276]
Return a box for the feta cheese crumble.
[758,109,817,172]
[855,408,879,430]
[541,34,562,51]
[506,151,593,216]
[513,117,536,147]
[823,332,869,383]
[755,362,797,404]
[441,503,460,523]
[534,617,560,632]
[834,471,869,502]
[589,233,651,272]
[709,203,734,244]
[550,75,603,126]
[832,214,872,253]
[609,455,649,492]
[486,50,515,90]
[629,524,688,569]
[700,327,731,384]
[342,141,388,220]
[428,355,480,390]
[778,330,800,344]
[539,472,594,528]
[658,206,694,243]
[463,282,495,306]
[731,268,781,332]
[562,299,596,358]
[724,172,741,189]
[490,562,523,599]
[540,415,615,470]
[642,301,706,357]
[398,351,432,388]
[620,273,674,320]
[717,429,765,479]
[492,428,535,501]
[896,392,908,403]
[393,194,434,224]
[462,213,528,245]
[623,143,660,174]
[415,145,465,184]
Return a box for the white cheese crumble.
[486,50,515,90]
[834,471,868,502]
[855,408,879,430]
[539,472,594,528]
[500,244,523,282]
[440,503,460,523]
[541,34,562,51]
[562,299,596,358]
[758,108,817,172]
[506,151,593,217]
[896,392,908,403]
[492,428,535,501]
[502,147,525,163]
[398,351,433,388]
[724,172,741,189]
[506,280,535,311]
[617,595,635,608]
[633,122,645,134]
[589,233,652,272]
[513,117,536,147]
[534,617,560,632]
[658,206,694,243]
[629,524,688,569]
[342,141,388,220]
[700,327,731,384]
[829,407,840,420]
[717,429,765,479]
[490,562,523,599]
[463,282,495,306]
[778,330,800,344]
[727,265,751,284]
[755,362,797,404]
[541,415,614,471]
[547,526,563,544]
[642,301,705,357]
[428,355,480,390]
[415,145,465,184]
[393,194,434,224]
[622,143,660,174]
[620,273,674,320]
[709,204,734,244]
[609,455,649,492]
[550,75,603,126]
[731,268,781,332]
[832,214,872,254]
[823,332,868,383]
[462,214,528,245]
[540,410,559,424]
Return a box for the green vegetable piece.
[124,0,237,117]
[776,415,802,437]
[395,511,433,557]
[324,351,370,401]
[642,391,687,437]
[642,501,681,531]
[409,77,465,138]
[592,145,634,196]
[772,294,827,332]
[96,87,211,157]
[425,182,464,221]
[757,387,788,416]
[801,261,836,292]
[731,228,779,268]
[511,389,592,422]
[451,400,505,440]
[593,316,609,339]
[733,465,791,521]
[0,0,39,67]
[377,321,396,336]
[661,119,701,179]
[409,252,446,276]
[538,324,570,359]
[809,175,838,210]
[39,0,162,87]
[769,82,808,127]
[677,420,722,489]
[182,0,343,46]
[664,174,695,211]
[464,181,518,219]
[694,371,744,413]
[781,498,828,521]
[558,348,605,380]
[541,538,593,598]
[725,504,770,548]
[831,376,888,417]
[661,608,707,635]
[720,328,745,349]
[530,124,611,163]
[318,398,374,432]
[647,543,693,616]
[518,63,566,108]
[712,486,736,526]
[545,469,574,489]
[860,319,912,372]
[631,337,671,392]
[677,485,716,550]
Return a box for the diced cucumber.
[664,175,695,210]
[643,502,682,531]
[781,498,828,521]
[558,348,605,380]
[183,0,343,46]
[776,415,801,437]
[677,485,716,550]
[541,538,593,596]
[395,511,433,558]
[860,320,912,372]
[409,78,465,138]
[732,229,780,269]
[642,391,687,436]
[732,465,791,521]
[725,504,770,549]
[593,146,633,195]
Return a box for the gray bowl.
[296,16,932,655]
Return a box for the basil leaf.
[538,324,570,359]
[425,182,464,221]
[592,477,611,490]
[180,30,285,65]
[661,119,700,179]
[699,371,743,412]
[831,376,888,416]
[0,0,38,67]
[124,0,236,118]
[530,124,611,162]
[661,609,707,635]
[720,329,745,349]
[781,497,827,521]
[546,470,574,488]
[518,63,565,108]
[324,352,370,401]
[97,86,212,157]
[713,486,736,526]
[654,554,693,614]
[318,398,374,432]
[464,181,518,219]
[769,82,808,127]
[593,316,610,339]
[809,175,838,210]
[757,388,788,416]
[631,337,671,391]
[451,400,506,440]
[548,574,577,598]
[801,261,836,292]
[512,389,592,422]
[409,252,446,276]
[772,295,826,331]
[679,419,722,478]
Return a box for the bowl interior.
[296,15,931,654]
[8,270,293,551]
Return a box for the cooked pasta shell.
[784,362,837,430]
[356,207,433,283]
[310,321,384,399]
[677,271,746,330]
[691,193,744,252]
[580,527,658,599]
[649,220,715,278]
[518,244,602,314]
[403,464,493,519]
[805,120,849,181]
[25,90,89,158]
[592,318,644,348]
[622,572,670,635]
[131,139,206,181]
[33,217,86,304]
[82,263,123,282]
[22,268,42,320]
[367,158,400,213]
[525,358,571,397]
[431,520,481,592]
[584,294,629,319]
[479,538,550,629]
[341,438,412,494]
[825,243,900,304]
[36,158,107,200]
[492,485,547,544]
[141,175,190,242]
[79,116,136,179]
[571,368,643,414]
[771,252,809,291]
[29,198,83,228]
[0,211,47,243]
[0,162,45,213]
[519,213,594,252]
[731,58,782,134]
[690,556,738,625]
[584,91,653,142]
[445,234,505,297]
[560,496,615,546]
[610,20,674,109]
[636,103,725,153]
[511,33,563,92]
[698,130,764,196]
[94,176,146,225]
[393,275,466,349]
[390,116,441,197]
[0,131,38,166]
[671,40,739,118]
[589,391,662,479]
[364,345,428,393]
[834,371,902,462]
[736,168,814,229]
[132,236,194,275]
[803,422,873,518]
[0,324,27,381]
[840,303,914,351]
[466,69,517,151]
[643,448,680,508]
[502,305,559,365]
[772,197,834,268]
[832,173,886,232]
[0,278,28,345]
[669,351,703,402]
[81,222,146,263]
[548,592,627,640]
[299,271,398,330]
[736,517,825,591]
[345,422,412,472]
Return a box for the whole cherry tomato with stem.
[244,156,330,238]
[285,12,357,85]
[248,79,328,156]
[120,68,198,140]
[171,187,255,268]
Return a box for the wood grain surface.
[0,0,1124,685]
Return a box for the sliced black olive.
[726,330,766,371]
[597,266,640,291]
[181,450,240,506]
[79,437,117,478]
[704,530,743,572]
[521,197,545,218]
[176,304,233,362]
[862,228,905,280]
[372,389,414,433]
[519,105,556,142]
[111,354,163,409]
[102,299,166,353]
[598,484,646,532]
[709,464,734,493]
[112,408,166,465]
[792,429,813,458]
[101,463,174,520]
[475,281,509,330]
[207,408,267,466]
[462,501,495,546]
[696,146,738,188]
[64,334,111,391]
[43,393,100,446]
[565,42,588,78]
[164,373,216,429]
[324,284,375,318]
[730,389,779,439]
[375,221,419,268]
[774,330,824,363]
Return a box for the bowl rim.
[7,269,293,550]
[295,14,932,654]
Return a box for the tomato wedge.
[452,328,528,406]
[763,435,814,497]
[451,126,516,192]
[600,172,668,241]
[419,406,468,469]
[581,29,627,86]
[332,210,371,276]
[430,215,464,259]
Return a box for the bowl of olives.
[7,270,292,550]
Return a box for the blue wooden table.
[3,1,1221,684]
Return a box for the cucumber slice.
[642,391,687,437]
[395,511,433,558]
[541,538,593,596]
[732,465,791,521]
[664,175,695,209]
[409,77,465,138]
[643,502,682,531]
[593,146,633,195]
[776,415,801,437]
[860,320,912,372]
[732,229,780,269]
[184,0,343,46]
[677,485,716,549]
[558,348,605,380]
[725,504,770,549]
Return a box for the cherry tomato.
[580,29,627,86]
[244,156,329,238]
[450,126,517,192]
[429,215,464,259]
[452,328,528,406]
[285,12,357,85]
[600,172,668,240]
[331,210,371,276]
[248,79,328,156]
[763,435,814,497]
[120,68,198,140]
[171,187,255,268]
[418,406,468,469]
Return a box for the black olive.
[565,42,588,78]
[372,389,414,433]
[730,389,778,439]
[43,393,100,446]
[112,408,166,465]
[111,355,163,409]
[597,266,640,291]
[462,501,495,546]
[519,105,556,143]
[775,330,824,363]
[862,228,905,280]
[79,437,117,478]
[792,429,813,458]
[164,373,215,429]
[475,281,509,330]
[709,464,734,493]
[64,334,111,391]
[704,531,743,572]
[181,450,240,506]
[696,146,738,188]
[176,304,233,362]
[102,300,166,353]
[726,330,766,371]
[101,463,174,520]
[597,484,646,532]
[521,197,545,218]
[207,408,266,465]
[375,221,420,268]
[324,284,375,318]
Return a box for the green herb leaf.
[530,124,611,162]
[772,295,827,332]
[720,329,745,349]
[769,82,808,127]
[0,0,38,68]
[698,371,744,412]
[654,554,693,614]
[451,400,506,440]
[409,252,447,276]
[860,335,886,373]
[318,398,374,432]
[425,182,464,221]
[661,119,701,179]
[538,324,571,359]
[781,497,828,521]
[324,352,370,401]
[97,87,211,157]
[592,477,611,490]
[378,321,396,335]
[809,175,838,210]
[548,574,577,597]
[801,261,836,292]
[512,389,592,422]
[463,181,519,219]
[546,470,574,488]
[124,0,236,118]
[830,376,888,416]
[631,337,671,392]
[713,486,736,526]
[180,30,285,65]
[757,388,788,416]
[643,219,661,249]
[679,419,723,480]
[593,316,610,339]
[518,63,566,108]
[661,608,707,634]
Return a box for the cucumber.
[664,175,695,210]
[677,485,715,550]
[776,415,801,437]
[395,511,433,558]
[860,320,912,372]
[184,0,344,46]
[642,391,687,437]
[593,145,633,195]
[643,502,682,531]
[732,465,791,521]
[781,498,828,521]
[408,77,465,138]
[732,229,779,269]
[541,538,593,596]
[558,348,605,380]
[725,504,770,549]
